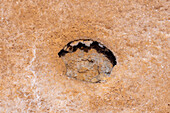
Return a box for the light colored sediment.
[61,49,113,83]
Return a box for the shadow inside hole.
[58,39,117,83]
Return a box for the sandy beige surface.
[0,0,169,112]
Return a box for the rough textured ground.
[0,0,169,112]
[62,48,114,83]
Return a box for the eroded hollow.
[58,39,117,83]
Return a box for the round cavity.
[58,39,117,83]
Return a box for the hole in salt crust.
[58,39,117,83]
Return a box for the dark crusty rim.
[58,39,117,66]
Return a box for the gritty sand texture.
[61,48,114,83]
[0,0,169,112]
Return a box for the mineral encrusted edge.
[58,39,117,66]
